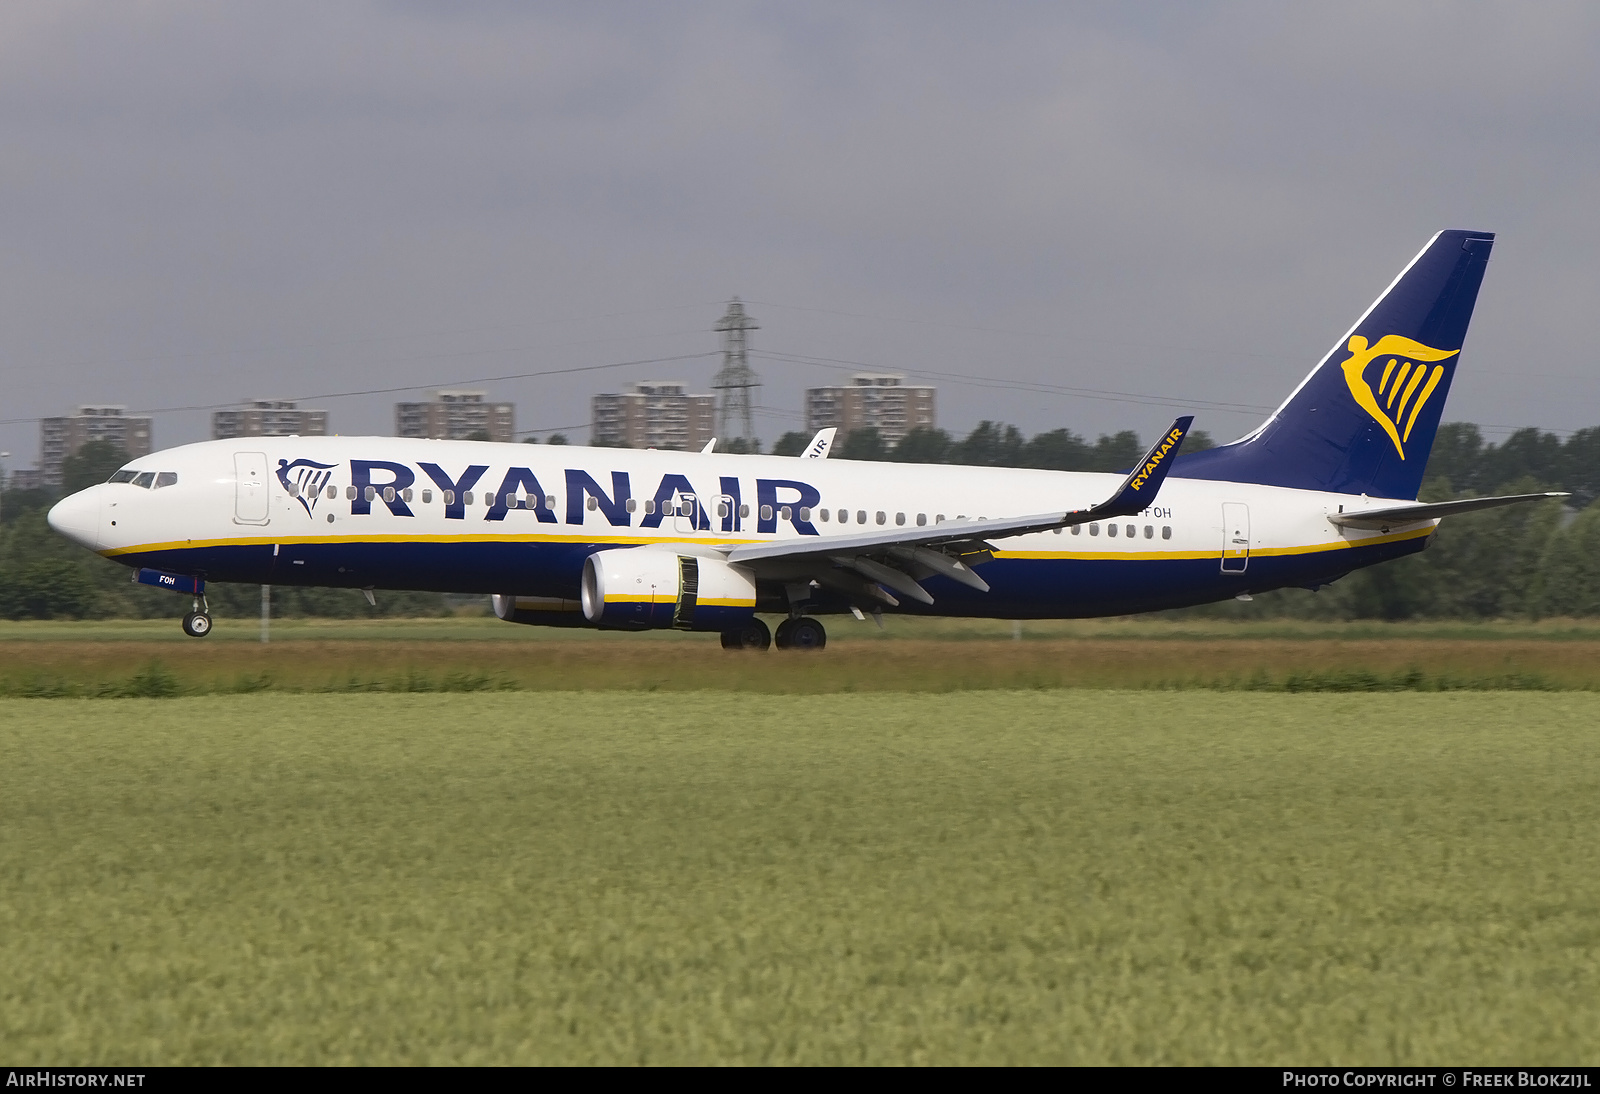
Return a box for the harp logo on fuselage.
[1339,335,1459,460]
[276,458,338,516]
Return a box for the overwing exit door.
[1221,502,1250,573]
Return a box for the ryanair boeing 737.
[47,230,1564,649]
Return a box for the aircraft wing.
[723,417,1194,606]
[1327,491,1568,530]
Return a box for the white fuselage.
[48,436,1435,618]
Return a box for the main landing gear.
[181,596,213,638]
[720,617,771,650]
[775,616,827,650]
[718,616,829,650]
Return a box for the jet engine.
[581,547,757,631]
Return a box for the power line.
[0,352,718,427]
[751,350,1273,417]
[742,298,1285,360]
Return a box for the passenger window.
[1107,523,1117,537]
[876,511,886,525]
[780,505,792,521]
[286,481,300,498]
[798,506,810,521]
[917,513,926,526]
[326,485,337,500]
[1089,523,1099,536]
[587,496,598,511]
[134,472,156,488]
[347,486,357,500]
[740,504,750,518]
[443,490,454,505]
[422,490,433,503]
[365,486,377,502]
[857,510,867,524]
[155,472,177,489]
[1125,524,1135,538]
[626,498,638,513]
[547,495,556,509]
[1162,526,1172,540]
[838,509,848,523]
[108,469,138,483]
[383,486,396,503]
[1052,526,1061,534]
[760,504,774,521]
[719,502,730,518]
[895,513,905,526]
[1144,525,1153,539]
[644,499,656,514]
[1072,524,1081,535]
[820,508,829,522]
[936,514,945,523]
[402,488,412,502]
[463,491,474,505]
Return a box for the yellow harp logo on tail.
[1340,335,1459,460]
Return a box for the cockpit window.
[108,470,138,483]
[154,472,177,489]
[133,472,156,489]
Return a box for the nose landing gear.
[181,596,212,638]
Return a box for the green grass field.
[2,691,1596,1065]
[7,617,1600,695]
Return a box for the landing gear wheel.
[720,617,771,650]
[181,612,213,638]
[775,616,826,650]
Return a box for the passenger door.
[234,451,271,525]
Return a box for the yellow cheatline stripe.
[102,531,763,557]
[104,524,1435,565]
[602,595,753,608]
[996,524,1433,561]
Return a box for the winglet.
[1079,416,1194,520]
[803,427,836,459]
[701,438,717,454]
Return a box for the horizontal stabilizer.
[1328,491,1568,529]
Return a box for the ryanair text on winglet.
[1128,425,1187,492]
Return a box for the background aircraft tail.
[1176,229,1495,499]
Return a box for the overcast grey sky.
[3,1,1598,467]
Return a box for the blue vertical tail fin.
[1176,229,1495,499]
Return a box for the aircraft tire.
[786,617,826,650]
[721,617,771,651]
[182,612,213,638]
[773,618,796,649]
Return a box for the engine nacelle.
[581,547,757,631]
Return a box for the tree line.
[5,424,1600,620]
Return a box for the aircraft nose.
[47,487,103,550]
